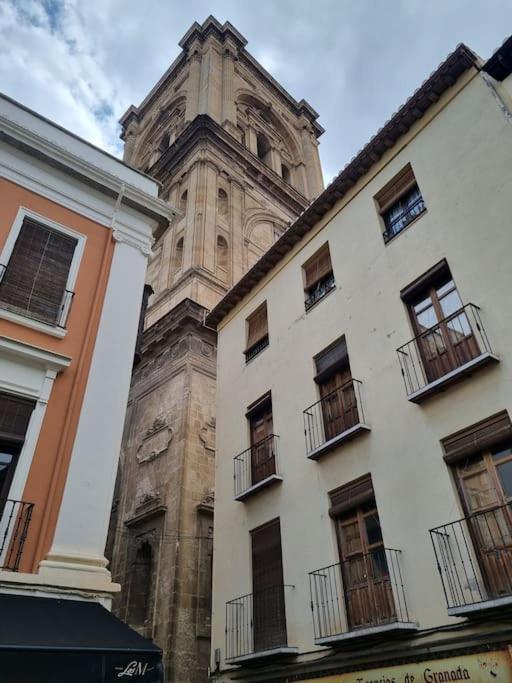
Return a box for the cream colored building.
[207,36,512,682]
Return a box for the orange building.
[0,93,174,682]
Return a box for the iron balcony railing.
[0,499,34,572]
[396,303,494,398]
[305,273,336,311]
[233,434,279,499]
[0,264,75,329]
[225,584,293,660]
[309,548,411,642]
[430,502,512,611]
[383,195,425,243]
[244,334,269,363]
[303,379,365,456]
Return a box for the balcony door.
[456,444,512,598]
[249,397,275,486]
[336,501,395,630]
[409,277,479,383]
[251,519,286,652]
[0,393,35,514]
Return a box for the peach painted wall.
[0,177,115,572]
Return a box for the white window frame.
[0,207,86,338]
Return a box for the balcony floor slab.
[448,594,512,617]
[235,474,283,502]
[315,621,418,647]
[226,646,299,665]
[407,352,499,404]
[307,423,371,461]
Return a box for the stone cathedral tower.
[107,16,323,683]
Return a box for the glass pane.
[492,444,512,462]
[0,452,14,493]
[439,288,463,318]
[416,304,438,332]
[365,513,383,546]
[436,280,455,298]
[463,470,499,511]
[497,460,512,499]
[370,547,389,578]
[447,311,471,341]
[342,521,362,554]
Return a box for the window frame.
[244,302,269,363]
[374,164,426,244]
[302,242,335,312]
[0,207,86,337]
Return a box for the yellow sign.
[302,650,512,683]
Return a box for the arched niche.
[127,541,153,627]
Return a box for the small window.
[216,235,229,282]
[174,237,184,272]
[256,132,271,166]
[375,164,426,242]
[245,302,269,362]
[218,188,228,218]
[158,132,170,153]
[127,541,153,627]
[179,190,188,215]
[0,217,77,327]
[303,243,335,311]
[281,164,291,184]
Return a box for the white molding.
[0,308,66,338]
[0,335,71,371]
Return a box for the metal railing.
[303,379,365,456]
[0,264,75,329]
[309,548,410,641]
[225,584,292,660]
[305,273,336,311]
[244,334,269,362]
[233,434,279,499]
[0,499,34,571]
[430,502,512,611]
[396,303,493,397]
[383,196,425,243]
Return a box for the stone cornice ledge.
[0,335,72,371]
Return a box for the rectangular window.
[303,243,335,311]
[251,519,286,651]
[329,476,396,630]
[245,302,269,362]
[314,338,358,442]
[0,217,77,327]
[247,393,275,486]
[0,392,35,505]
[375,164,425,242]
[402,261,480,384]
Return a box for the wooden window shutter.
[328,474,374,518]
[441,411,512,465]
[251,519,283,591]
[303,244,333,290]
[314,337,349,382]
[246,303,268,349]
[0,218,77,325]
[375,164,417,213]
[0,393,35,443]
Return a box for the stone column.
[247,125,258,156]
[269,147,282,176]
[202,162,218,274]
[221,48,237,128]
[183,164,200,272]
[185,51,202,123]
[230,180,245,285]
[301,122,324,199]
[123,121,138,165]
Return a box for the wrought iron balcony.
[383,195,425,243]
[309,549,416,645]
[244,334,269,363]
[233,434,281,501]
[305,273,336,311]
[396,303,498,403]
[225,585,297,663]
[430,502,512,616]
[0,499,34,572]
[0,264,75,329]
[303,379,369,459]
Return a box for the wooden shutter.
[0,219,77,325]
[314,337,349,383]
[303,244,333,290]
[251,519,283,593]
[374,164,417,213]
[441,411,512,465]
[246,303,268,349]
[329,474,374,518]
[0,393,35,443]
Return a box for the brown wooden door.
[337,502,395,629]
[410,279,479,383]
[456,445,512,598]
[250,403,275,485]
[251,519,286,652]
[319,367,357,441]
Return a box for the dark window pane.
[365,513,383,545]
[496,460,512,499]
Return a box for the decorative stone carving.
[137,415,173,463]
[199,417,216,454]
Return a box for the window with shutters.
[302,243,335,311]
[0,392,35,504]
[0,212,82,330]
[245,302,269,362]
[375,164,426,243]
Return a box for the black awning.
[0,594,163,683]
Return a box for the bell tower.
[108,16,324,683]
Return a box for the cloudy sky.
[1,1,511,183]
